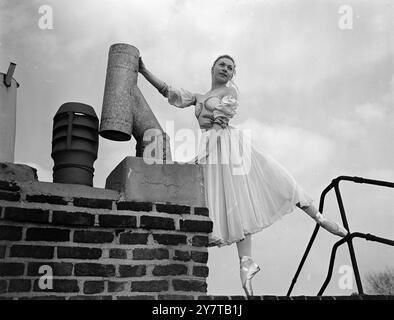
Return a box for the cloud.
[329,118,365,141]
[381,73,394,105]
[368,10,394,33]
[355,103,387,122]
[351,73,394,129]
[237,119,335,175]
[329,70,393,146]
[365,168,394,182]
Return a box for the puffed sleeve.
[213,95,238,124]
[167,85,196,108]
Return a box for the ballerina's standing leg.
[236,235,260,298]
[236,204,348,297]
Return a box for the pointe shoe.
[314,213,348,237]
[240,256,261,297]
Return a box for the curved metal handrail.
[318,232,394,296]
[287,176,394,296]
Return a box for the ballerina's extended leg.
[297,203,348,237]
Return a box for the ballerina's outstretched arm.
[139,57,196,108]
[138,57,169,97]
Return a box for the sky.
[0,0,393,296]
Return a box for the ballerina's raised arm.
[138,57,197,108]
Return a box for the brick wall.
[200,294,394,300]
[2,165,391,301]
[0,179,212,300]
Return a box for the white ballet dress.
[167,86,314,247]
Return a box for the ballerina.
[138,54,348,298]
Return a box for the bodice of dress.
[167,85,238,130]
[195,96,222,129]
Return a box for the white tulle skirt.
[193,125,314,247]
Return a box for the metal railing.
[287,176,394,296]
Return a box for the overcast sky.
[1,0,393,296]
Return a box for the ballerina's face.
[212,57,235,84]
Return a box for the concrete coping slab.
[105,157,206,207]
[0,162,120,200]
